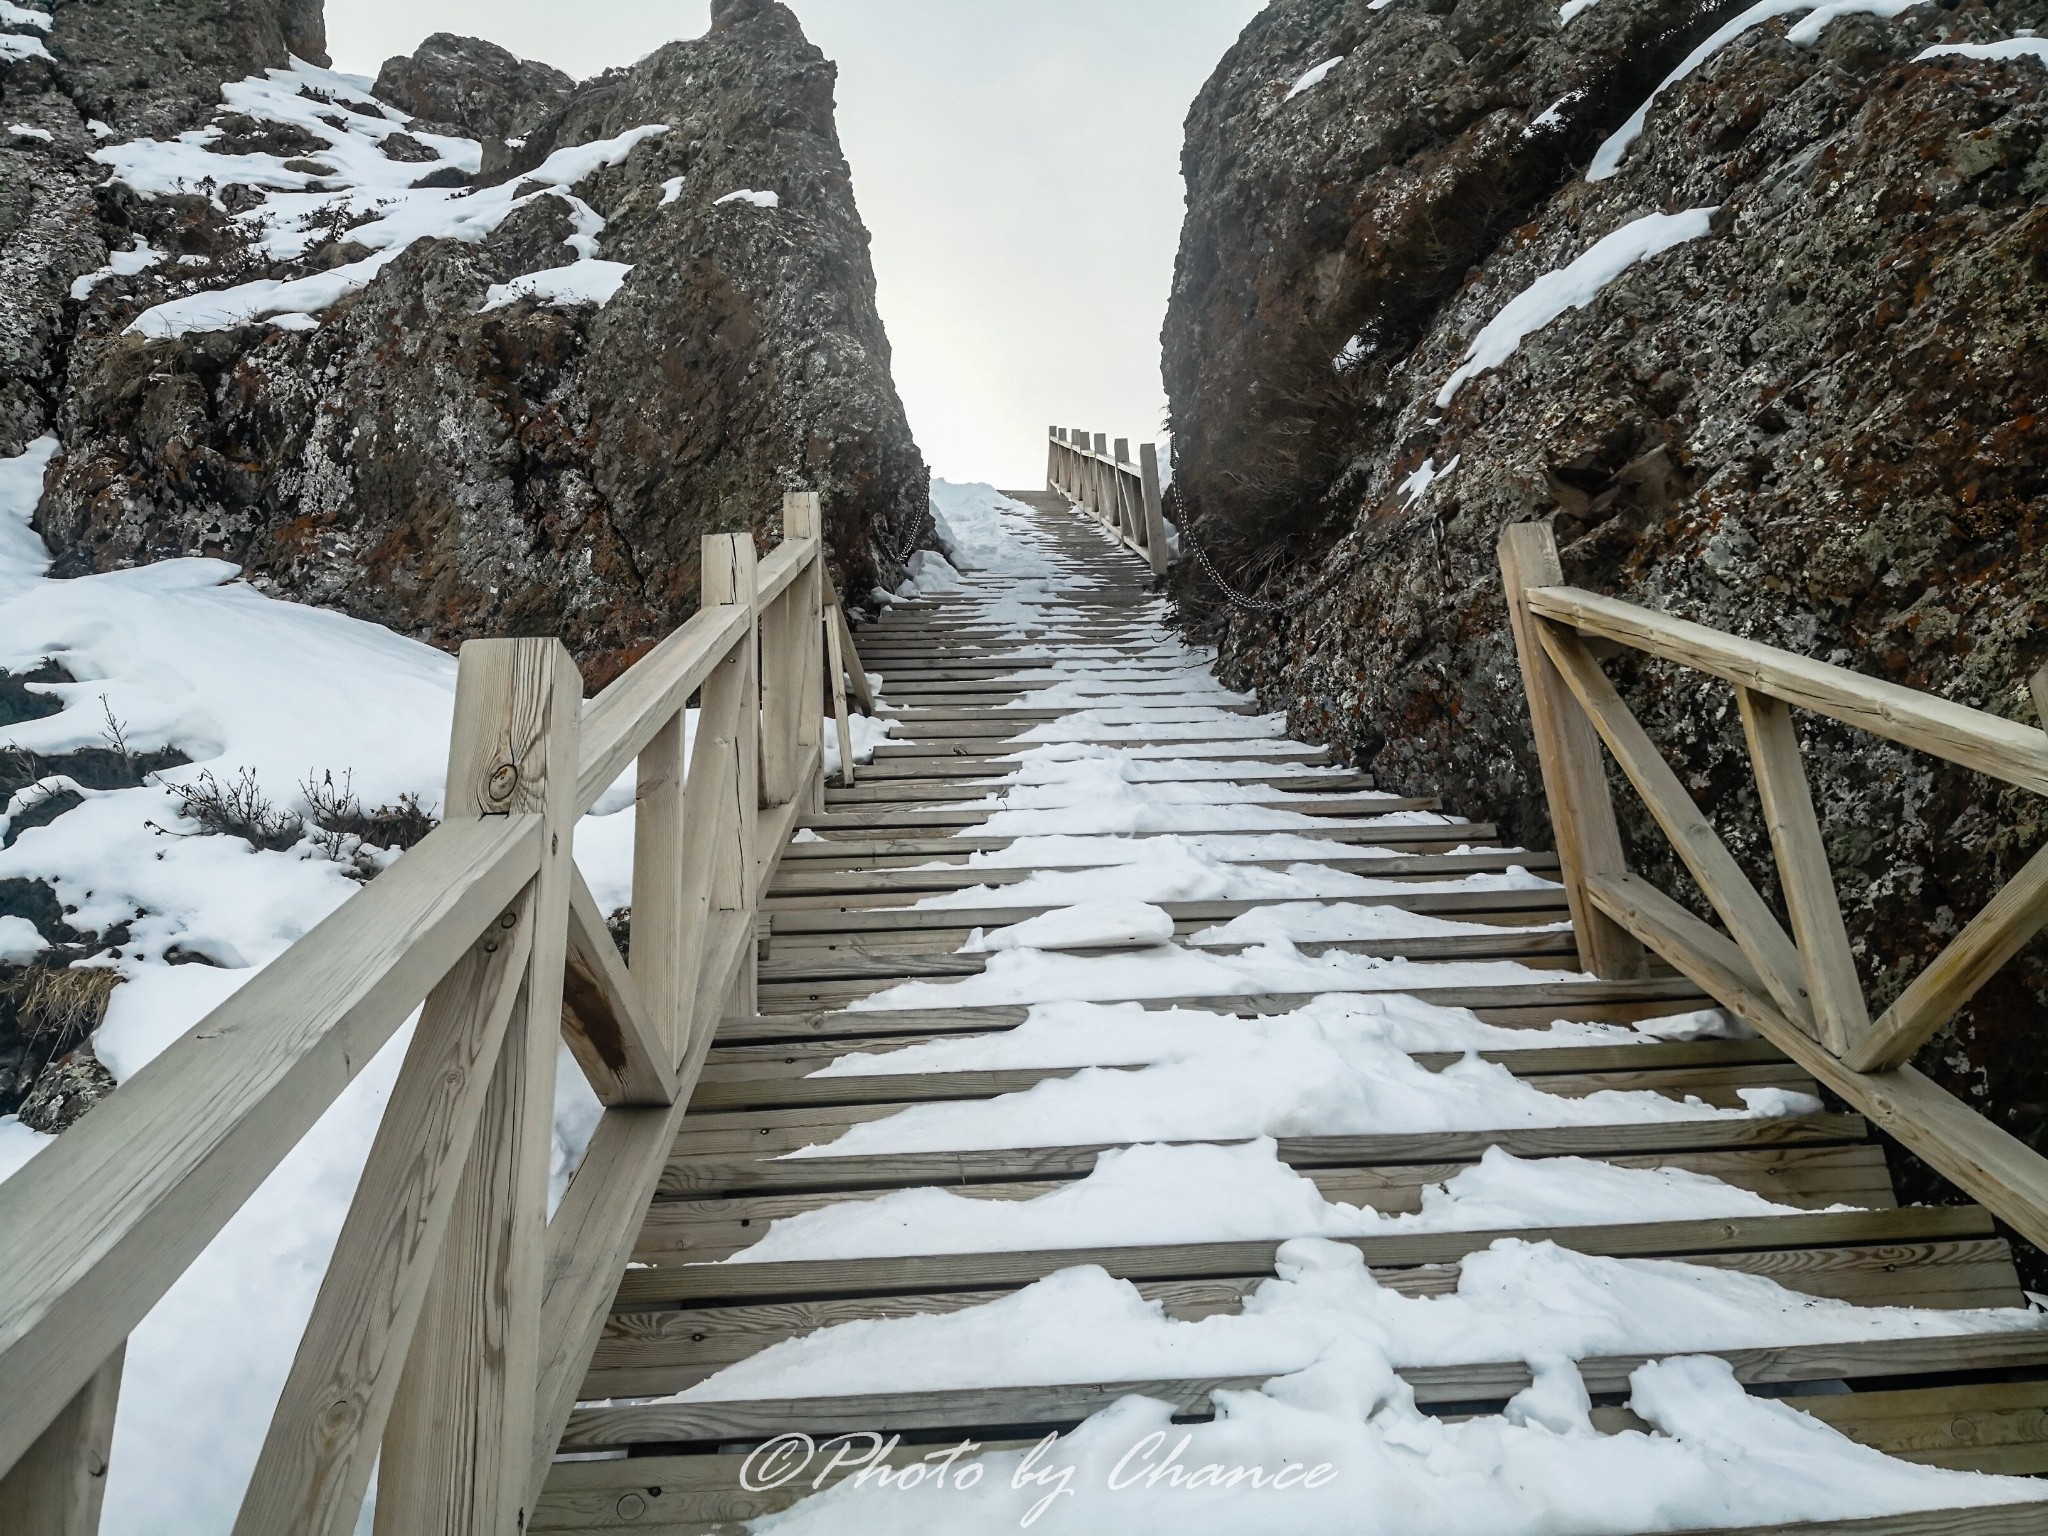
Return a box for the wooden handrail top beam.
[0,813,544,1472]
[1527,586,2048,796]
[754,533,822,610]
[577,602,752,816]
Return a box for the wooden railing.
[1500,522,2048,1248]
[1046,427,1171,576]
[0,496,860,1533]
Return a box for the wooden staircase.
[528,489,2048,1534]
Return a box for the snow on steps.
[536,488,2048,1533]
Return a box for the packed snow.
[1285,57,1346,101]
[739,1354,2040,1534]
[1,1,53,30]
[96,59,666,337]
[1918,34,2048,64]
[1584,0,1931,179]
[480,258,635,312]
[962,900,1178,953]
[70,238,168,301]
[1434,209,1717,406]
[715,187,782,208]
[0,30,51,62]
[810,997,1748,1081]
[728,1141,1841,1263]
[782,1028,1815,1158]
[677,1236,2045,1401]
[1396,454,1460,506]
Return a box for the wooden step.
[800,794,1440,831]
[667,1061,1821,1158]
[690,1037,1792,1110]
[767,848,1561,898]
[537,1434,2048,1531]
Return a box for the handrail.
[1499,521,2048,1252]
[0,492,868,1533]
[1046,426,1172,577]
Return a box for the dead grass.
[4,967,123,1049]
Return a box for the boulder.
[1164,0,2048,1156]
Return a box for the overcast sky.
[325,1,1267,487]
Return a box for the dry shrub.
[153,766,305,851]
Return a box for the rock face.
[1165,2,2048,1163]
[5,0,927,686]
[371,32,573,142]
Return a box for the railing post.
[1497,523,1646,980]
[377,638,580,1536]
[629,707,688,1068]
[0,1344,121,1536]
[703,533,762,1017]
[788,493,826,815]
[1139,443,1170,578]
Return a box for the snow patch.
[481,258,634,312]
[963,900,1177,954]
[1285,57,1345,101]
[0,29,51,62]
[7,121,52,141]
[731,1141,1833,1263]
[1917,35,2048,64]
[1,1,53,30]
[1397,454,1461,506]
[714,187,780,208]
[1435,209,1716,407]
[0,912,48,962]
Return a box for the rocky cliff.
[2,0,926,687]
[1164,2,2048,1169]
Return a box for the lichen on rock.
[1164,0,2048,1185]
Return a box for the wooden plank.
[534,1442,2048,1532]
[1845,841,2048,1072]
[690,1038,1789,1110]
[1139,441,1170,577]
[1497,524,1645,979]
[671,681,742,1071]
[777,825,1489,859]
[768,848,1560,897]
[628,709,691,1069]
[565,870,676,1106]
[757,928,1578,987]
[574,602,750,817]
[559,1322,2048,1447]
[721,975,1716,1045]
[0,1345,121,1536]
[801,794,1437,832]
[1586,868,2048,1256]
[234,890,537,1536]
[0,812,539,1475]
[1540,621,1815,1031]
[1528,584,2048,796]
[633,1142,1895,1266]
[590,1240,2007,1400]
[768,889,1568,933]
[660,1114,1866,1196]
[824,599,856,787]
[1738,687,1870,1055]
[379,638,581,1535]
[670,1062,1815,1157]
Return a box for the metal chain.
[874,466,936,568]
[1166,483,1323,617]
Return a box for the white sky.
[325,1,1266,487]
